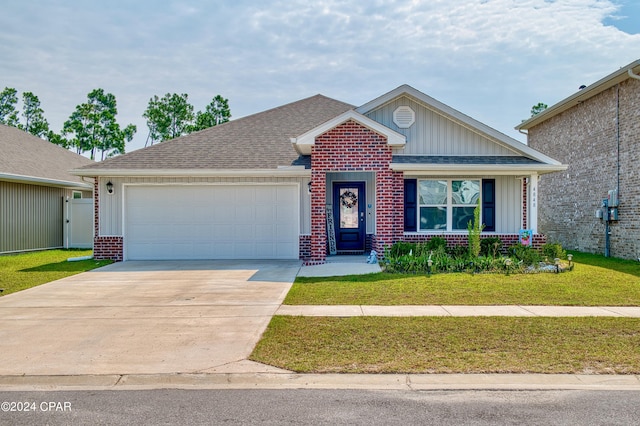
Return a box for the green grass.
[251,316,640,374]
[287,252,640,306]
[0,249,112,296]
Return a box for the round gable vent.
[393,106,415,128]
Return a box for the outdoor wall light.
[106,181,114,195]
[307,181,312,194]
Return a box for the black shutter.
[404,179,417,232]
[482,179,495,232]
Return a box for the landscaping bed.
[289,252,640,306]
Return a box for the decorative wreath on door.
[340,190,358,208]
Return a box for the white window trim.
[418,179,482,232]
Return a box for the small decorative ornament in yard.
[340,190,358,208]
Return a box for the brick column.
[373,170,404,255]
[309,170,327,264]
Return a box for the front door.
[333,182,366,252]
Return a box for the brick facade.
[401,233,546,252]
[309,119,403,263]
[92,178,124,261]
[528,77,640,259]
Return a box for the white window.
[419,179,480,231]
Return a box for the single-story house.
[0,124,94,253]
[517,59,640,259]
[73,85,567,263]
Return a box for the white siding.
[365,97,517,156]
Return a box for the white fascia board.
[517,59,640,131]
[291,110,406,155]
[0,173,93,189]
[70,168,311,178]
[358,84,563,165]
[392,163,568,176]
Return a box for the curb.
[2,373,640,391]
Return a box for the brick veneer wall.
[92,178,123,261]
[309,120,403,263]
[402,233,546,253]
[299,235,311,260]
[528,77,640,259]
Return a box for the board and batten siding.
[365,96,516,156]
[98,176,311,236]
[0,181,66,253]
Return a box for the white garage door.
[125,185,299,260]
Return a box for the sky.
[1,0,639,154]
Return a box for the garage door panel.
[125,185,298,260]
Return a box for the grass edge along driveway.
[0,249,113,296]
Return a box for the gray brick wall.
[528,77,640,259]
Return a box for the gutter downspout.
[628,68,640,80]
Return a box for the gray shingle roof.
[78,94,354,171]
[0,124,94,186]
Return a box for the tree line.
[0,87,230,160]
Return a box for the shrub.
[467,201,484,257]
[388,242,415,258]
[447,245,468,258]
[508,245,542,266]
[480,237,503,257]
[425,236,447,251]
[542,242,566,261]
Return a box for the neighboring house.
[73,85,566,263]
[517,59,640,260]
[0,124,94,253]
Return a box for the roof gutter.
[517,59,640,131]
[70,168,311,178]
[391,163,568,176]
[629,68,640,80]
[0,173,93,189]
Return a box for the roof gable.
[291,110,406,155]
[358,84,563,166]
[0,124,94,188]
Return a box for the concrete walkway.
[276,305,640,317]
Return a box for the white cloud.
[1,0,638,152]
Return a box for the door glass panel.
[339,188,359,229]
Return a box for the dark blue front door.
[333,182,366,252]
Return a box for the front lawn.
[251,316,640,374]
[287,252,640,306]
[0,249,112,296]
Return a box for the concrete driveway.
[0,260,300,376]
